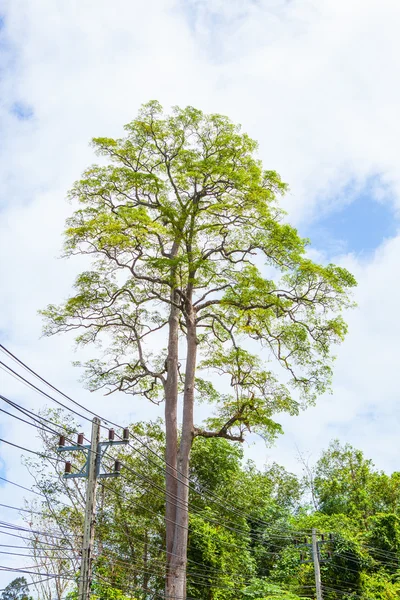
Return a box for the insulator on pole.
[123,427,129,441]
[59,435,65,447]
[65,461,72,474]
[108,428,115,441]
[114,460,121,473]
[77,433,84,445]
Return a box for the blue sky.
[303,179,398,257]
[10,101,34,120]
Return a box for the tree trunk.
[165,298,180,574]
[166,306,197,599]
[165,239,181,591]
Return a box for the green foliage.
[313,440,377,518]
[188,513,255,599]
[189,436,244,491]
[306,440,400,526]
[0,578,32,600]
[241,579,306,599]
[367,514,400,572]
[359,572,400,599]
[21,414,400,600]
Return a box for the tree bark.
[165,299,179,570]
[165,240,181,593]
[166,304,197,599]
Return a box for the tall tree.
[41,100,356,598]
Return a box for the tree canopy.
[0,578,32,600]
[42,100,356,439]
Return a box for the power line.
[115,461,287,544]
[0,359,92,426]
[0,543,76,552]
[0,549,75,560]
[0,529,72,547]
[0,399,90,477]
[0,503,56,517]
[0,438,218,565]
[0,394,81,445]
[1,393,78,434]
[94,544,270,587]
[321,584,363,599]
[0,475,45,498]
[0,573,73,593]
[0,465,378,598]
[0,437,65,462]
[0,406,57,436]
[26,439,308,561]
[0,533,78,561]
[0,564,76,579]
[0,457,82,508]
[97,567,316,600]
[0,521,69,541]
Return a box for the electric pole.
[312,528,323,600]
[297,531,334,599]
[79,417,100,600]
[58,418,129,600]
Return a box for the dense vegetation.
[19,413,400,600]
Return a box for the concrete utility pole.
[312,528,323,600]
[79,417,100,600]
[58,418,130,600]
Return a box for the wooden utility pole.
[78,417,100,600]
[58,419,130,600]
[312,528,323,600]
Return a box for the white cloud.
[2,0,400,586]
[265,235,400,473]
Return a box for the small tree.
[42,101,356,598]
[0,578,32,600]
